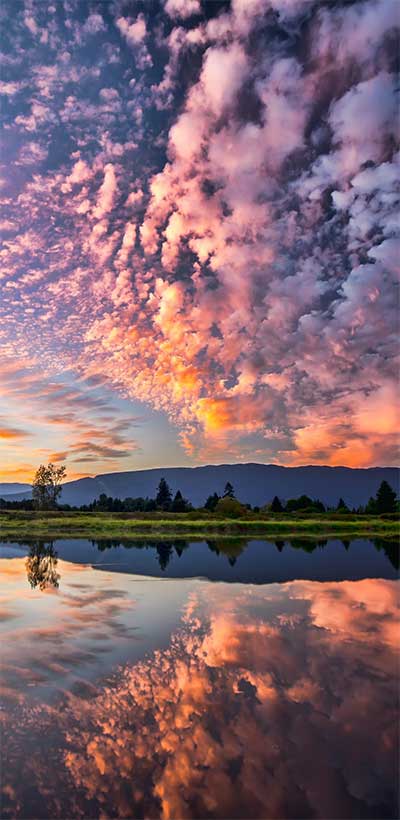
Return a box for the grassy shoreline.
[0,511,398,540]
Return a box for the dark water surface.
[1,538,399,819]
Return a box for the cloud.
[0,353,141,481]
[92,163,117,219]
[200,42,249,115]
[83,13,106,35]
[116,14,147,46]
[17,140,48,165]
[0,0,398,469]
[0,421,30,440]
[164,0,201,20]
[0,80,25,96]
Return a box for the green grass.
[0,510,398,540]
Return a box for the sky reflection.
[0,556,398,819]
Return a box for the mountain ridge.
[2,463,399,508]
[0,483,32,495]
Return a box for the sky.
[0,0,399,482]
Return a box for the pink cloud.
[164,0,201,20]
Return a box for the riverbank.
[0,510,398,540]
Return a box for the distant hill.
[0,483,32,495]
[2,464,399,509]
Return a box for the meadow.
[1,509,398,540]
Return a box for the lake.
[1,537,399,819]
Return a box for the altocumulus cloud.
[0,0,398,467]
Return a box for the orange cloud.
[0,425,30,440]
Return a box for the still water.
[1,538,399,819]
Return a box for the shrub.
[215,497,246,517]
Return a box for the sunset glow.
[1,0,398,480]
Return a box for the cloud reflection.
[1,575,398,819]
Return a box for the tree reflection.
[155,541,174,571]
[206,538,246,561]
[87,536,398,574]
[25,541,60,590]
[275,540,285,552]
[373,538,399,570]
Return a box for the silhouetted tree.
[204,492,220,511]
[271,495,283,512]
[0,497,34,510]
[171,490,190,512]
[155,478,172,510]
[336,497,349,512]
[313,499,326,512]
[284,495,326,513]
[32,463,66,510]
[145,498,157,511]
[286,495,313,512]
[223,481,235,498]
[375,480,397,514]
[365,496,377,514]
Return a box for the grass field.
[0,510,398,540]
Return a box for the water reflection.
[26,541,60,590]
[13,536,400,591]
[1,570,398,819]
[373,538,399,570]
[93,536,399,570]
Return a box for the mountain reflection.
[2,576,398,819]
[25,541,60,591]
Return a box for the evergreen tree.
[155,477,172,510]
[375,480,397,513]
[171,490,189,512]
[270,495,283,512]
[365,496,377,514]
[336,497,349,512]
[223,481,235,498]
[314,499,326,513]
[204,492,220,511]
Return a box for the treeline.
[86,479,192,513]
[0,478,397,515]
[264,480,397,514]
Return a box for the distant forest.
[1,476,398,516]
